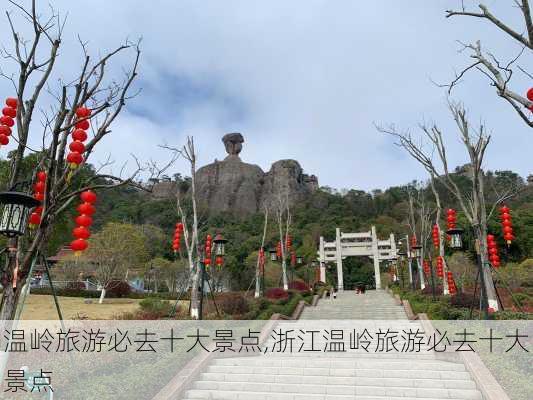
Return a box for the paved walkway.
[179,290,483,400]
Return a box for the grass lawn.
[21,295,143,320]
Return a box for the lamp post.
[198,233,227,320]
[268,248,277,261]
[397,251,407,289]
[0,190,40,238]
[411,244,423,290]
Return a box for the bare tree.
[428,175,450,295]
[406,184,432,290]
[0,1,152,319]
[164,137,201,318]
[254,206,268,298]
[378,102,518,313]
[444,2,533,127]
[273,188,291,291]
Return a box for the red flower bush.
[265,287,289,301]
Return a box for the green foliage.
[138,297,173,317]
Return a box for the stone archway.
[317,226,398,290]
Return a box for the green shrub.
[138,297,173,317]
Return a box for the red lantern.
[75,107,91,118]
[291,251,296,267]
[80,190,97,204]
[70,238,88,254]
[0,125,11,136]
[34,193,44,202]
[69,140,86,153]
[29,212,41,226]
[77,202,96,215]
[37,171,47,181]
[75,214,93,227]
[73,226,91,239]
[0,135,8,145]
[72,129,88,142]
[276,241,282,258]
[2,107,16,118]
[33,181,46,193]
[67,151,83,166]
[5,98,18,108]
[216,256,223,267]
[0,116,14,127]
[75,119,90,130]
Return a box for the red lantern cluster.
[285,234,292,252]
[204,234,212,267]
[276,241,282,258]
[446,209,457,242]
[259,247,265,272]
[290,251,296,267]
[67,107,91,169]
[432,224,440,250]
[487,234,501,268]
[410,235,417,248]
[499,205,514,245]
[29,171,47,228]
[435,256,444,278]
[423,259,431,276]
[0,97,17,147]
[70,190,97,255]
[172,222,183,253]
[446,271,457,295]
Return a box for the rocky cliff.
[153,133,318,216]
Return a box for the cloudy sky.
[0,0,531,191]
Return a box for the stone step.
[185,383,482,399]
[183,394,466,400]
[213,358,466,371]
[207,365,472,380]
[198,372,477,389]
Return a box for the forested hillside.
[2,154,532,291]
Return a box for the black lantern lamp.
[397,250,407,260]
[411,245,422,258]
[213,233,227,256]
[0,188,40,238]
[268,247,277,261]
[296,254,303,265]
[446,228,464,250]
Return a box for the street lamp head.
[0,191,40,238]
[268,247,277,261]
[213,233,228,255]
[411,245,422,258]
[446,228,464,250]
[296,254,303,265]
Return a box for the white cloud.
[0,0,530,190]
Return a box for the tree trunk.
[189,263,200,319]
[473,224,499,313]
[98,288,106,304]
[417,258,425,290]
[282,259,288,290]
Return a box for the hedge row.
[30,287,189,300]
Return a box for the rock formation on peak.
[152,133,318,216]
[196,133,318,216]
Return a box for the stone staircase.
[179,291,484,400]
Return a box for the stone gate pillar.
[319,236,326,283]
[335,228,344,291]
[371,226,381,289]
